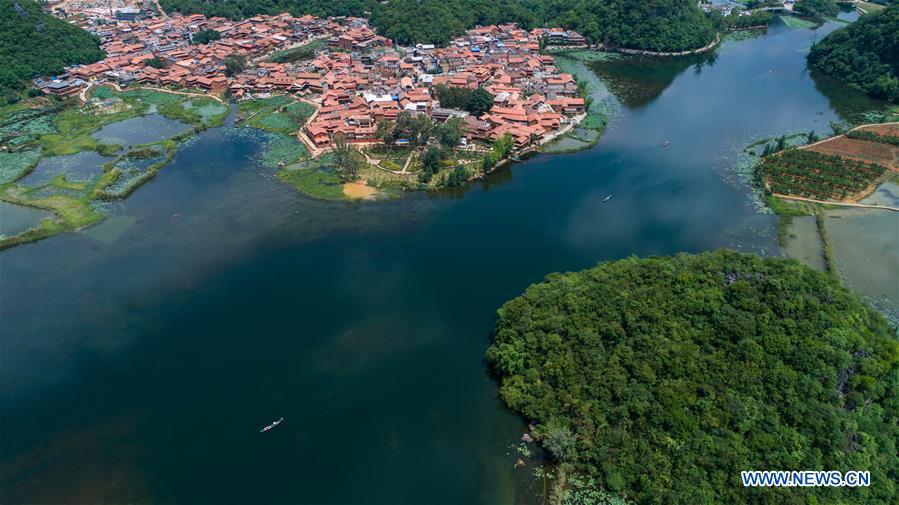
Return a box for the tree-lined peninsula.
[808,5,899,102]
[159,0,717,51]
[487,250,899,504]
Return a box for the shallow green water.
[0,19,888,504]
[91,114,192,148]
[0,201,52,237]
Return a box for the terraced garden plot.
[758,148,887,200]
[856,123,899,138]
[807,136,899,169]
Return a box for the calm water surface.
[91,114,192,148]
[18,151,111,186]
[0,20,884,504]
[0,202,53,237]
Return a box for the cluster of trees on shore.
[159,0,718,51]
[0,0,104,100]
[795,0,839,18]
[808,5,899,102]
[708,9,773,30]
[487,250,899,504]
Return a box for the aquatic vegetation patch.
[779,15,818,29]
[26,185,89,200]
[553,56,613,133]
[260,133,309,168]
[243,98,314,135]
[238,95,293,115]
[0,108,57,146]
[277,165,347,201]
[0,149,42,184]
[253,112,299,135]
[119,89,183,107]
[543,136,591,153]
[183,99,230,126]
[0,91,220,249]
[89,85,115,100]
[17,151,111,187]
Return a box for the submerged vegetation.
[487,250,899,504]
[0,88,229,248]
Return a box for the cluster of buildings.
[698,0,798,16]
[301,24,588,151]
[58,13,387,92]
[50,6,589,153]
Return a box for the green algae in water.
[779,15,818,30]
[182,100,229,125]
[781,215,827,272]
[0,149,42,184]
[826,209,899,322]
[260,133,308,168]
[543,136,591,153]
[84,215,136,245]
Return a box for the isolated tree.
[465,88,494,116]
[332,133,359,182]
[146,57,165,69]
[395,111,433,147]
[435,117,463,148]
[223,54,247,77]
[375,119,396,146]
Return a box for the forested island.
[487,251,898,504]
[160,0,717,51]
[808,4,898,102]
[0,0,103,99]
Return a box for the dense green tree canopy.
[160,0,717,51]
[794,0,839,18]
[808,5,899,102]
[0,0,103,97]
[192,28,221,45]
[487,251,898,504]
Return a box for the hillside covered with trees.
[807,5,899,102]
[159,0,717,51]
[0,0,103,99]
[487,251,898,504]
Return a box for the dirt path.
[774,194,899,212]
[361,151,406,175]
[152,0,167,17]
[139,86,224,103]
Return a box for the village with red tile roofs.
[37,3,596,186]
[4,0,603,214]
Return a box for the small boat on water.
[603,194,612,202]
[260,418,283,433]
[663,140,670,147]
